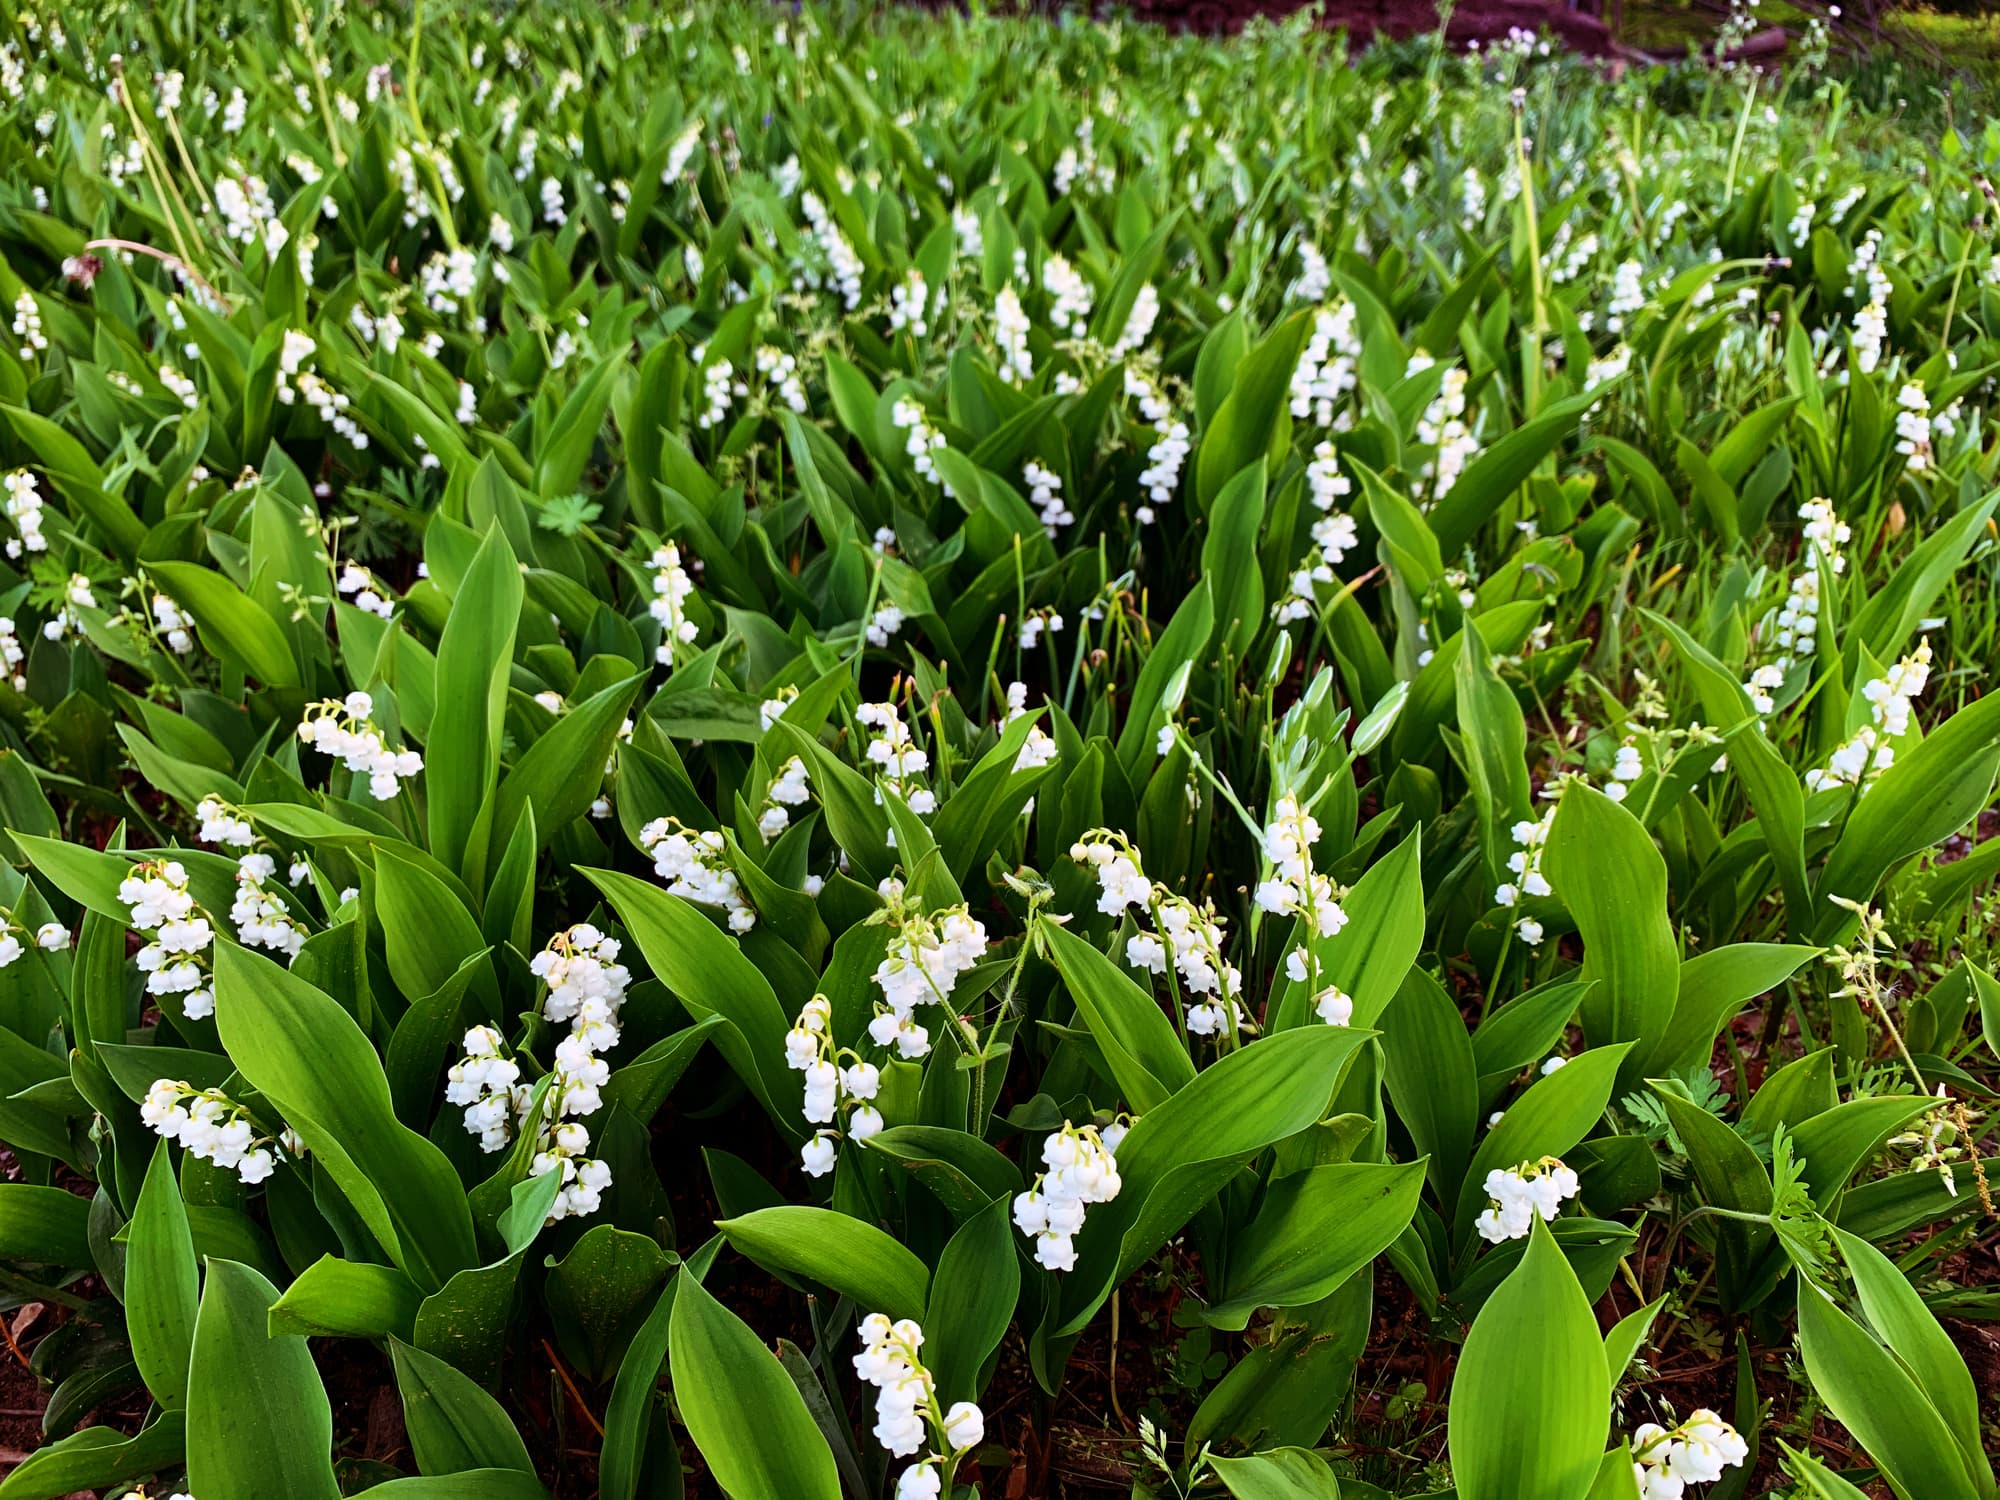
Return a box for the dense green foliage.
[0,1,1997,1497]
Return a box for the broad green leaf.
[391,1337,536,1476]
[1447,1217,1610,1500]
[1039,916,1196,1112]
[187,1260,341,1500]
[492,671,643,850]
[147,560,301,687]
[543,1226,676,1381]
[1815,690,2000,939]
[269,1256,422,1341]
[1798,1280,1981,1500]
[128,1143,199,1409]
[1271,830,1424,1031]
[717,1206,931,1322]
[0,1183,93,1265]
[1456,617,1532,891]
[0,1414,186,1500]
[1208,1447,1345,1498]
[1652,944,1819,1075]
[922,1194,1019,1403]
[1204,1160,1424,1329]
[1545,787,1678,1088]
[214,944,477,1292]
[1831,1228,1990,1495]
[583,867,796,1131]
[1378,969,1479,1209]
[1059,1024,1374,1334]
[428,525,525,880]
[669,1269,841,1500]
[348,1474,549,1500]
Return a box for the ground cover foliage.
[0,1,1997,1496]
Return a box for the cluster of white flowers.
[1291,239,1332,303]
[150,593,193,655]
[857,700,936,815]
[1604,740,1644,801]
[756,755,813,839]
[418,247,479,318]
[532,923,629,1044]
[159,364,199,409]
[867,604,907,647]
[853,1315,986,1498]
[760,685,799,732]
[228,851,307,961]
[993,285,1033,385]
[0,617,25,688]
[1584,344,1633,388]
[1074,832,1246,1036]
[1493,806,1555,946]
[41,572,96,641]
[786,993,885,1175]
[1110,282,1160,357]
[696,356,742,430]
[142,1080,294,1184]
[1630,1410,1750,1498]
[1605,259,1646,331]
[1416,366,1479,502]
[1012,1121,1126,1270]
[0,907,66,969]
[1017,609,1064,651]
[888,269,936,337]
[297,367,365,449]
[801,191,864,309]
[1002,681,1060,770]
[649,543,701,665]
[868,902,988,1059]
[296,692,423,801]
[121,860,217,1020]
[1023,460,1072,533]
[1746,498,1849,713]
[1850,297,1888,375]
[1458,166,1487,228]
[1288,302,1362,428]
[530,1115,615,1221]
[275,329,314,402]
[336,563,395,619]
[892,399,951,491]
[661,117,704,184]
[1788,199,1816,246]
[1848,227,1891,306]
[754,344,808,412]
[11,290,45,357]
[1474,1156,1580,1243]
[1893,382,1933,472]
[1805,639,1932,794]
[1125,370,1189,523]
[531,923,629,1126]
[1548,224,1600,284]
[4,470,49,557]
[1042,252,1094,335]
[1254,794,1350,975]
[215,172,288,256]
[1052,115,1115,198]
[448,1025,530,1153]
[1275,443,1359,624]
[640,817,755,931]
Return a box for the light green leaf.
[1447,1217,1610,1500]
